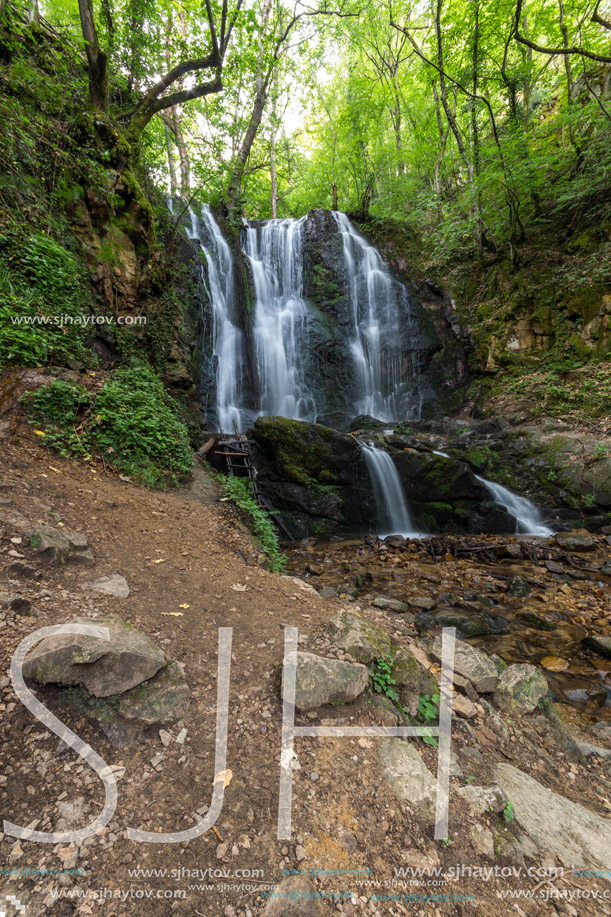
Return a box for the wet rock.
[429,635,499,693]
[23,616,166,697]
[516,611,556,631]
[456,783,507,816]
[582,634,611,659]
[545,560,565,574]
[288,652,369,712]
[263,875,329,915]
[554,532,596,552]
[407,596,436,610]
[83,573,130,599]
[493,664,548,715]
[379,738,438,824]
[28,524,95,566]
[428,609,509,638]
[327,610,391,663]
[492,763,611,873]
[372,595,410,613]
[508,576,531,597]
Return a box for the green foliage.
[220,475,287,573]
[23,379,92,458]
[0,233,93,368]
[417,692,440,747]
[25,363,193,488]
[503,801,515,824]
[91,364,193,487]
[369,655,399,703]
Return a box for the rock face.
[248,416,376,538]
[23,617,166,697]
[492,763,611,874]
[327,610,391,663]
[493,664,548,715]
[28,524,95,566]
[288,652,369,712]
[379,738,438,824]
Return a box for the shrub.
[91,363,193,487]
[24,379,92,457]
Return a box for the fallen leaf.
[33,430,46,437]
[213,768,233,787]
[161,611,183,617]
[49,466,61,473]
[231,583,247,592]
[154,558,165,564]
[178,603,190,609]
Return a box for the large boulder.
[28,524,94,566]
[492,763,611,874]
[23,617,166,697]
[493,664,548,715]
[327,610,391,663]
[379,738,438,824]
[428,635,499,693]
[288,652,369,712]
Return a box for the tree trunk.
[171,108,191,195]
[269,67,278,218]
[77,0,108,110]
[164,121,178,196]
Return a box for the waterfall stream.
[242,218,316,421]
[360,442,420,537]
[475,476,554,537]
[332,212,422,421]
[185,204,244,432]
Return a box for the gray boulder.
[288,652,369,712]
[582,634,611,659]
[23,617,166,697]
[493,664,548,715]
[429,635,499,693]
[379,738,438,824]
[327,610,391,663]
[492,763,611,875]
[28,524,95,566]
[554,532,596,552]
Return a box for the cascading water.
[185,204,244,432]
[432,451,553,536]
[475,476,554,537]
[242,218,316,421]
[332,212,422,421]
[360,442,420,537]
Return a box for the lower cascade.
[475,476,554,537]
[360,442,420,537]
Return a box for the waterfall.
[332,212,421,422]
[242,218,316,421]
[185,204,244,432]
[475,476,554,537]
[360,443,420,537]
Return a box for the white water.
[242,218,316,421]
[433,449,553,535]
[332,212,421,421]
[360,443,421,537]
[475,475,554,537]
[184,204,244,432]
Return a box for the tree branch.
[514,0,611,63]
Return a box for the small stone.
[83,573,130,599]
[295,845,307,861]
[216,842,228,858]
[493,664,548,716]
[372,595,410,613]
[470,824,494,859]
[159,729,172,747]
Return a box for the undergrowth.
[24,362,192,488]
[219,475,286,573]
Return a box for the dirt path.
[1,424,610,917]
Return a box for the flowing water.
[475,476,555,537]
[360,442,421,537]
[332,211,422,421]
[185,204,244,432]
[242,218,316,421]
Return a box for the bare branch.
[514,0,611,63]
